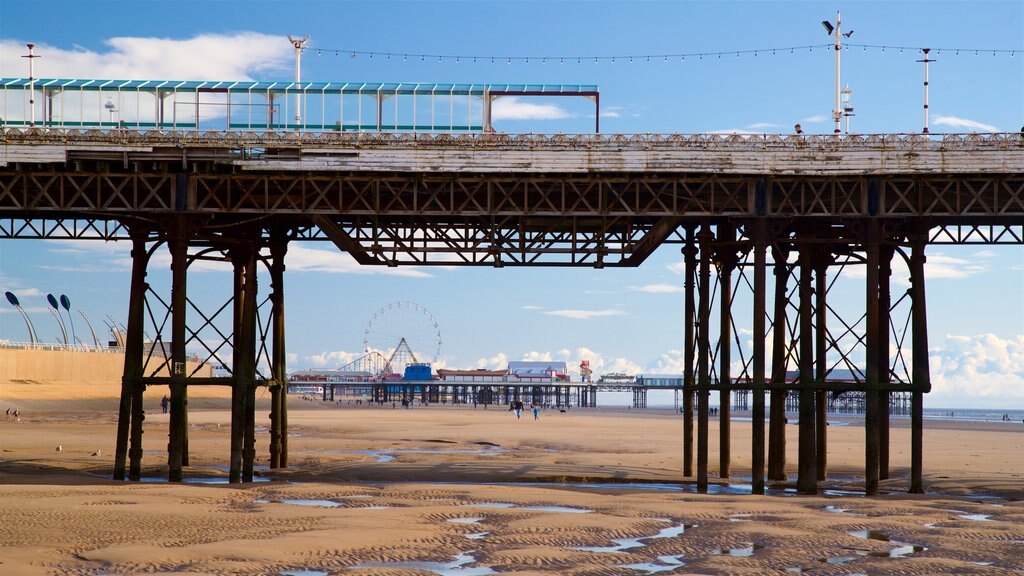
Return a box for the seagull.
[91,450,101,457]
[842,30,855,38]
[55,445,62,453]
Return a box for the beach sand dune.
[1,380,1021,575]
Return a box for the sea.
[596,390,1024,423]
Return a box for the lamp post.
[4,291,38,345]
[822,12,852,134]
[841,85,854,134]
[287,35,310,127]
[22,43,40,127]
[104,99,117,126]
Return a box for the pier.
[2,76,1023,494]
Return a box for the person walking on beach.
[533,404,540,420]
[161,395,169,414]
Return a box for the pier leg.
[797,242,817,494]
[815,252,830,482]
[229,248,247,484]
[697,226,713,492]
[682,231,697,477]
[752,221,767,494]
[116,230,150,481]
[241,244,258,482]
[878,246,894,480]
[718,224,735,479]
[269,238,287,469]
[865,220,881,495]
[910,234,930,493]
[167,220,189,482]
[768,244,790,482]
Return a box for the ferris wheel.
[363,301,442,375]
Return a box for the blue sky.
[0,1,1022,408]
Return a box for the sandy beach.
[1,380,1022,575]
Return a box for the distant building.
[507,361,568,382]
[636,374,684,388]
[436,368,506,382]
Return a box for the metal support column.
[682,229,697,478]
[878,246,894,480]
[768,244,790,481]
[717,224,735,479]
[909,233,930,493]
[815,251,830,481]
[752,220,767,494]
[865,220,881,495]
[167,220,189,482]
[241,245,258,483]
[797,241,817,494]
[696,225,713,492]
[269,237,288,469]
[115,230,150,481]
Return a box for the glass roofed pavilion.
[0,79,600,132]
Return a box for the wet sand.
[1,381,1022,575]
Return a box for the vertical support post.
[696,225,713,493]
[797,240,817,494]
[229,247,247,483]
[717,223,735,479]
[909,233,929,493]
[768,243,790,481]
[241,245,258,483]
[752,220,767,494]
[682,229,697,478]
[167,219,189,482]
[269,236,289,469]
[865,219,881,495]
[878,246,894,480]
[815,251,830,481]
[115,230,150,481]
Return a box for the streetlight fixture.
[4,291,38,345]
[21,43,41,127]
[822,11,852,134]
[841,85,854,134]
[104,99,117,126]
[287,35,310,127]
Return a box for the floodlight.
[822,21,834,35]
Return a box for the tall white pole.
[833,11,842,134]
[920,48,934,134]
[22,43,40,127]
[287,35,310,127]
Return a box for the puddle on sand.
[137,476,270,484]
[624,554,685,574]
[279,499,342,508]
[848,530,926,558]
[465,532,489,540]
[959,514,993,521]
[711,543,764,557]
[350,551,494,576]
[281,571,327,576]
[522,505,593,513]
[577,523,692,554]
[338,446,508,463]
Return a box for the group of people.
[5,407,20,422]
[508,400,542,420]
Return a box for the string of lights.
[304,43,1018,62]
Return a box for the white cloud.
[933,116,999,133]
[302,350,362,368]
[543,309,625,319]
[521,305,543,310]
[628,283,682,294]
[0,34,289,80]
[285,245,433,278]
[928,333,1024,407]
[747,122,782,129]
[475,352,509,370]
[491,96,571,121]
[843,251,988,285]
[802,114,829,123]
[666,261,686,275]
